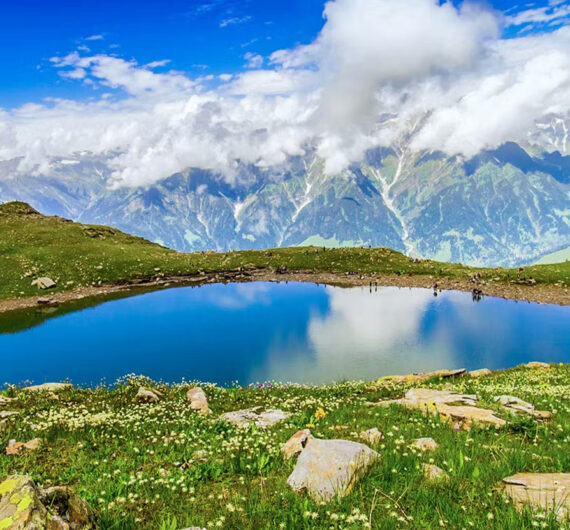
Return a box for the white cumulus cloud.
[1,0,570,187]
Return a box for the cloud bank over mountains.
[1,0,570,187]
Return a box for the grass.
[0,365,569,528]
[1,201,569,302]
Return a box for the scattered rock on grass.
[524,362,550,369]
[0,475,96,529]
[282,429,312,458]
[23,383,72,393]
[134,387,162,404]
[379,368,465,384]
[422,464,449,482]
[5,438,41,456]
[186,387,212,415]
[287,438,380,502]
[469,368,491,378]
[378,388,506,430]
[359,428,383,445]
[494,395,552,420]
[412,438,439,452]
[31,277,56,290]
[502,473,570,521]
[222,407,291,428]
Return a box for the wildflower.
[315,407,326,420]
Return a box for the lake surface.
[1,282,569,386]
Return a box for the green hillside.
[0,201,568,302]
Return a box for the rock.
[40,485,96,529]
[0,396,13,405]
[6,439,41,456]
[378,388,506,429]
[524,361,550,369]
[468,368,492,378]
[379,368,466,384]
[422,464,449,482]
[281,429,312,458]
[502,473,570,521]
[287,438,380,502]
[31,277,56,290]
[412,437,439,452]
[23,383,72,393]
[134,387,161,404]
[0,476,96,530]
[186,387,212,415]
[0,475,48,529]
[360,428,383,445]
[36,298,53,305]
[0,412,18,420]
[221,407,291,428]
[494,395,552,419]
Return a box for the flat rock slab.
[494,395,552,419]
[287,438,379,502]
[503,473,570,521]
[222,407,291,428]
[31,277,56,290]
[469,368,492,378]
[23,383,72,392]
[379,388,506,429]
[379,368,465,384]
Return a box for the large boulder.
[377,388,506,429]
[186,387,211,415]
[0,476,47,529]
[287,438,379,502]
[0,475,96,529]
[222,407,291,428]
[468,368,492,378]
[502,473,570,521]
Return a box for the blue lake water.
[1,282,569,386]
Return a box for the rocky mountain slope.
[1,121,569,267]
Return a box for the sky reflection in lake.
[1,282,568,386]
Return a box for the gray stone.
[222,407,291,428]
[378,388,506,429]
[134,387,161,404]
[423,464,449,481]
[494,395,552,419]
[287,438,379,501]
[359,428,383,445]
[412,437,439,452]
[31,277,56,290]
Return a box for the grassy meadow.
[1,365,569,529]
[0,201,569,302]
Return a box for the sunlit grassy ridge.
[1,365,569,529]
[1,200,569,301]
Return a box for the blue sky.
[1,0,567,108]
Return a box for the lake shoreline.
[0,267,568,315]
